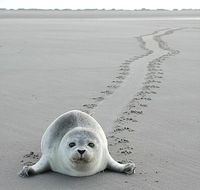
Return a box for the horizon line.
[0,8,200,11]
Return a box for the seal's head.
[58,127,103,172]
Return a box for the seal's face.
[59,128,101,171]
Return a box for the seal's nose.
[77,149,86,155]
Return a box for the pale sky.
[0,0,200,10]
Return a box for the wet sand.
[0,10,200,190]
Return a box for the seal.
[19,110,136,177]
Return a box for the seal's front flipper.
[19,156,50,177]
[107,155,136,175]
[19,166,35,177]
[123,163,136,174]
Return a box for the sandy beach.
[0,10,200,190]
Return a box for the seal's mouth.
[70,150,94,165]
[71,156,90,163]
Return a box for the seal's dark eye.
[88,142,95,148]
[69,142,76,148]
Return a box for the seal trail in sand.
[81,36,154,114]
[107,28,182,163]
[91,28,181,134]
[80,28,171,115]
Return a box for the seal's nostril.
[77,149,86,155]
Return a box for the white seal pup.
[19,110,135,177]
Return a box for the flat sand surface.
[0,10,200,190]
